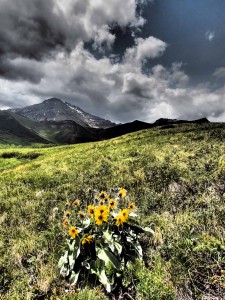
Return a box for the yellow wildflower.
[87,205,95,215]
[128,202,136,210]
[95,213,108,226]
[82,235,93,245]
[65,201,70,207]
[104,197,109,204]
[99,199,104,205]
[99,191,107,199]
[72,199,80,207]
[94,207,108,225]
[109,199,117,209]
[68,226,79,239]
[97,205,108,215]
[118,188,127,198]
[121,209,129,221]
[115,215,124,227]
[78,211,86,219]
[63,219,69,227]
[64,211,71,218]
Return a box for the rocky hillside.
[9,98,116,128]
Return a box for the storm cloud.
[0,0,146,60]
[0,0,225,123]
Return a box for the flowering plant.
[58,188,153,292]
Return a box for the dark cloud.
[0,0,68,60]
[0,0,148,83]
[0,0,225,123]
[0,56,44,83]
[0,0,146,61]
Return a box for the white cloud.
[53,0,148,49]
[1,41,225,123]
[213,67,225,78]
[205,30,215,41]
[0,0,149,58]
[124,36,167,65]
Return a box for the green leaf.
[90,260,111,293]
[103,229,113,242]
[114,242,122,255]
[98,268,111,293]
[82,261,90,269]
[68,253,75,269]
[97,247,121,270]
[133,241,143,259]
[82,217,91,228]
[103,229,115,252]
[143,226,155,235]
[67,239,76,252]
[69,270,80,286]
[58,251,68,269]
[129,212,138,219]
[126,236,133,243]
[73,236,81,259]
[59,264,70,277]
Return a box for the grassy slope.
[0,123,225,299]
[0,112,51,146]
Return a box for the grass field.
[0,123,225,299]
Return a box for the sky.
[0,0,225,123]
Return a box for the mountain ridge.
[8,98,116,129]
[0,111,52,145]
[1,98,211,145]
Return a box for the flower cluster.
[62,187,137,242]
[58,188,152,292]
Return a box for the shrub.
[58,188,153,293]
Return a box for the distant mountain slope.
[96,118,210,140]
[97,120,153,139]
[0,107,211,145]
[37,120,98,144]
[154,117,210,126]
[0,111,51,145]
[11,112,98,144]
[9,98,116,128]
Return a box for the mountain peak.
[43,98,63,103]
[7,98,116,128]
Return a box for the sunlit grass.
[0,123,225,299]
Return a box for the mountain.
[96,118,210,140]
[11,112,98,144]
[97,120,153,140]
[9,98,116,128]
[154,117,210,126]
[33,120,98,144]
[0,111,51,145]
[1,98,211,145]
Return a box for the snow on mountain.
[8,98,116,128]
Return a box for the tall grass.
[0,123,224,299]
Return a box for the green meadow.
[0,123,225,299]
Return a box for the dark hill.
[10,112,98,144]
[96,118,210,140]
[154,117,210,126]
[0,106,211,145]
[41,120,98,144]
[97,120,153,140]
[0,111,51,145]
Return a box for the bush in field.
[58,188,153,293]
